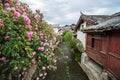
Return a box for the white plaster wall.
[76,21,86,49]
[77,31,86,49]
[53,28,58,34]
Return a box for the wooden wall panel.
[94,39,102,51]
[86,35,92,47]
[86,46,106,66]
[107,54,120,79]
[106,31,120,79]
[98,53,106,66]
[109,32,120,57]
[101,36,107,53]
[86,31,120,79]
[86,47,98,61]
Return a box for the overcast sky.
[20,0,120,25]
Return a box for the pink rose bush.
[14,10,20,17]
[0,0,57,80]
[38,47,44,51]
[34,14,40,19]
[0,19,4,26]
[21,8,26,13]
[5,3,9,7]
[4,35,10,40]
[0,57,7,63]
[23,15,31,25]
[27,32,33,41]
[32,51,36,57]
[42,66,46,71]
[39,33,44,39]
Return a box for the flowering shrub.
[0,0,56,80]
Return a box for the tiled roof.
[75,12,120,32]
[75,13,110,31]
[82,16,120,32]
[81,14,110,24]
[112,12,120,16]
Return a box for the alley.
[46,43,89,80]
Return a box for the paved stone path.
[45,43,89,80]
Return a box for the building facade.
[75,12,120,80]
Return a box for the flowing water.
[46,43,89,80]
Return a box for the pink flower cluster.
[32,51,36,57]
[23,15,31,25]
[16,0,19,3]
[27,32,33,41]
[5,3,9,8]
[38,47,44,51]
[36,9,40,13]
[0,19,3,27]
[34,14,40,19]
[0,57,7,63]
[31,59,36,64]
[6,7,15,11]
[39,72,47,79]
[10,0,19,4]
[43,43,49,46]
[36,77,40,80]
[6,7,12,11]
[15,3,19,8]
[4,35,10,40]
[14,11,20,17]
[27,25,32,30]
[42,66,46,71]
[15,66,18,70]
[39,33,44,39]
[17,36,21,40]
[23,67,27,71]
[35,26,38,31]
[22,8,26,13]
[10,0,13,4]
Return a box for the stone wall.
[79,52,118,80]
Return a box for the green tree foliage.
[62,31,84,62]
[63,32,73,42]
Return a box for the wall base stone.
[79,52,117,80]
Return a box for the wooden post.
[105,32,110,70]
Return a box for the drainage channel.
[45,43,89,80]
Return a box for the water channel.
[46,43,89,80]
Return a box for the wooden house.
[75,12,120,80]
[75,12,109,49]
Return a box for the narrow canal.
[46,43,89,80]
